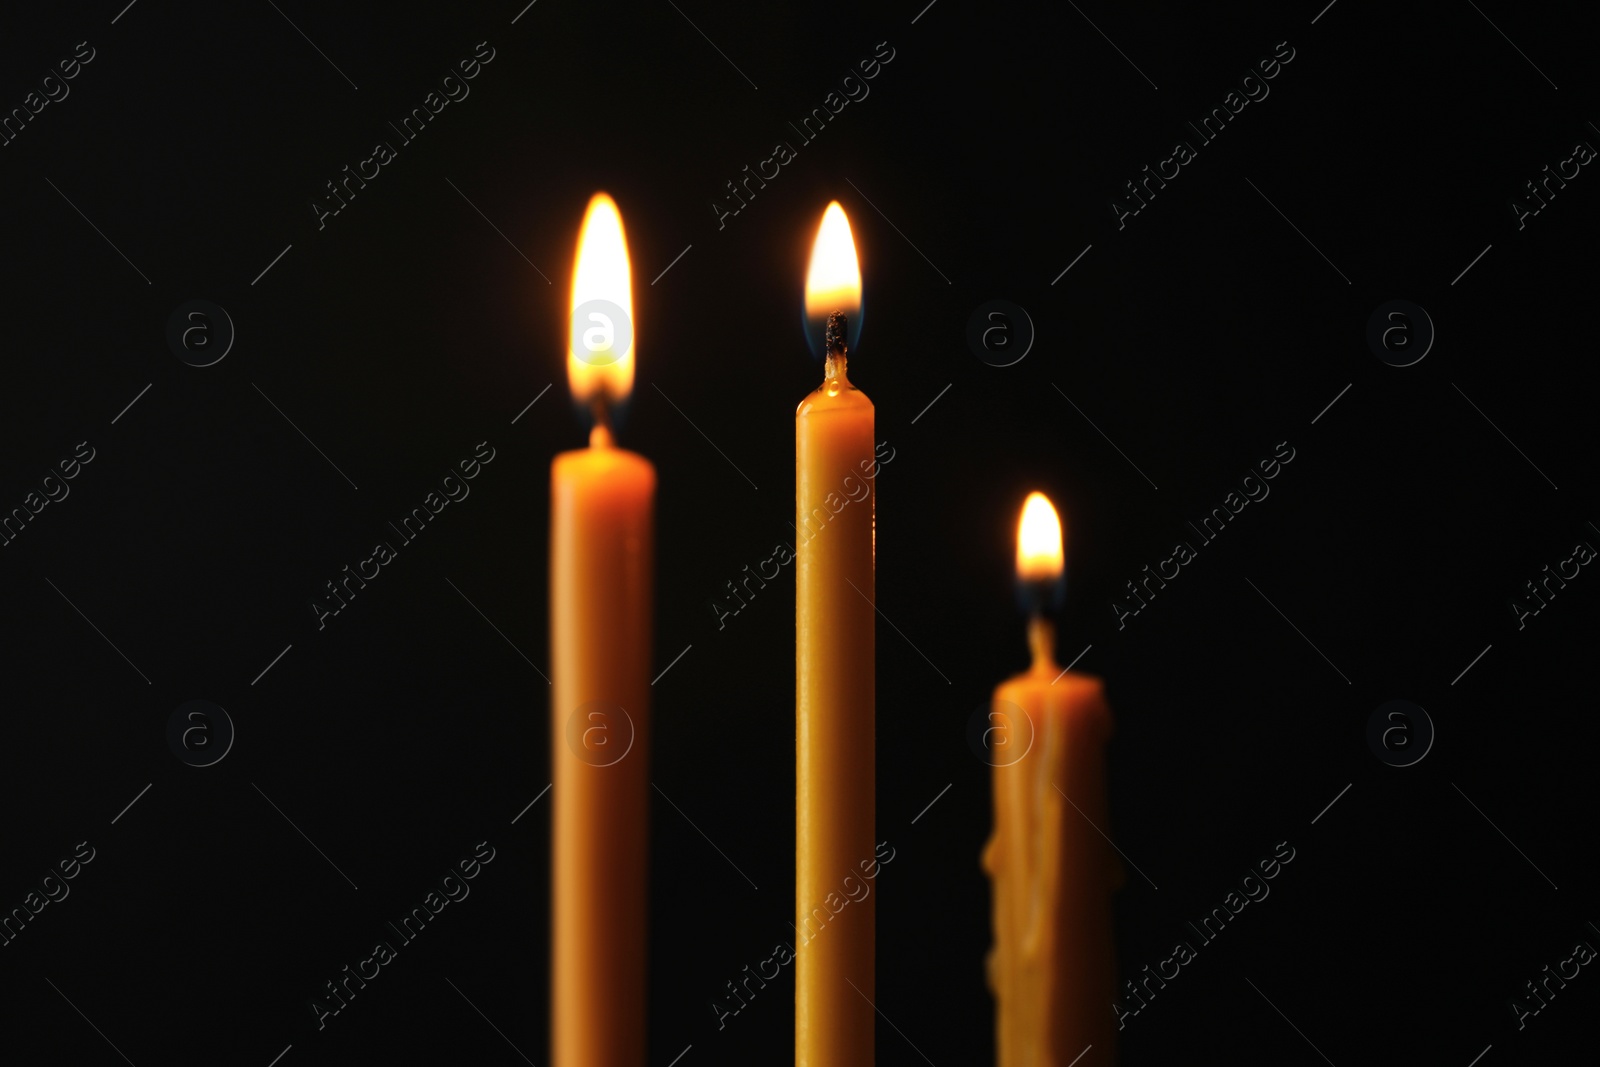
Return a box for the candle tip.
[825,311,848,356]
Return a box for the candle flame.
[1015,492,1064,582]
[568,192,634,405]
[804,202,862,327]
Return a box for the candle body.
[550,440,655,1067]
[795,359,876,1067]
[982,621,1119,1067]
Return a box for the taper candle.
[550,193,655,1067]
[982,492,1121,1067]
[796,202,875,1067]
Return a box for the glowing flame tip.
[1016,491,1064,582]
[568,192,635,405]
[804,201,861,327]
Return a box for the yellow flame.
[568,192,634,403]
[804,201,862,325]
[1016,492,1064,582]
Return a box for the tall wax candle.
[550,193,656,1067]
[982,493,1120,1067]
[796,202,876,1067]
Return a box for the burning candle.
[549,192,656,1067]
[982,492,1121,1067]
[796,201,876,1067]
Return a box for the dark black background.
[1,1,1596,1064]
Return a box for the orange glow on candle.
[567,192,635,406]
[985,491,1119,1067]
[796,200,875,1067]
[552,192,655,1067]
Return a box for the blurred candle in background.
[549,192,655,1067]
[983,492,1121,1067]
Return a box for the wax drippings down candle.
[983,492,1122,1067]
[796,202,876,1067]
[550,192,656,1067]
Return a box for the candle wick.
[1027,614,1057,675]
[589,396,614,449]
[823,311,850,390]
[825,310,848,357]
